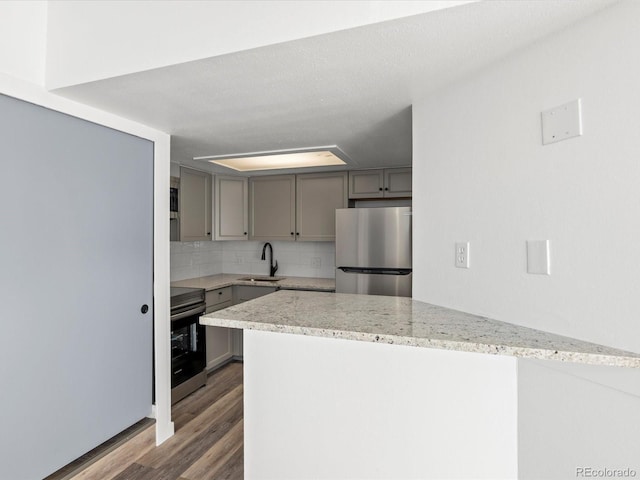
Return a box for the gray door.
[0,94,153,479]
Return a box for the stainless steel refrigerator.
[335,206,412,297]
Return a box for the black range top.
[170,286,205,311]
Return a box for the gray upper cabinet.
[215,175,248,241]
[296,172,348,242]
[349,168,412,199]
[249,172,347,242]
[250,175,296,241]
[384,167,412,197]
[349,169,385,198]
[180,167,212,241]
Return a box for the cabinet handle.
[244,232,247,235]
[218,291,223,295]
[384,188,389,191]
[296,232,300,236]
[207,231,211,235]
[379,187,383,191]
[290,232,294,235]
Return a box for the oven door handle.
[171,305,206,322]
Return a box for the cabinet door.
[205,287,233,370]
[205,287,233,371]
[205,301,233,371]
[384,167,412,198]
[206,325,232,370]
[348,170,384,199]
[180,167,212,241]
[296,172,348,242]
[215,175,248,240]
[250,175,296,241]
[205,286,233,306]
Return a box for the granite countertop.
[171,273,335,292]
[200,290,640,368]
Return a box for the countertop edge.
[171,274,335,292]
[200,316,640,369]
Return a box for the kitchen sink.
[238,276,285,282]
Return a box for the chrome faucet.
[261,242,278,277]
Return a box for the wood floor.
[58,362,244,480]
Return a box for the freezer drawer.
[336,269,412,297]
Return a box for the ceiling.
[54,0,618,175]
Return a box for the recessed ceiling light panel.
[194,146,348,172]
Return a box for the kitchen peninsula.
[201,290,640,479]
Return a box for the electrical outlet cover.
[455,242,469,268]
[541,99,582,145]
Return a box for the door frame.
[0,73,174,445]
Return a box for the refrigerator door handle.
[337,267,412,276]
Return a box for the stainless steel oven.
[170,287,206,404]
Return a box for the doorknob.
[141,304,149,314]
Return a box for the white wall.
[0,1,47,85]
[244,330,518,479]
[45,0,474,89]
[412,0,640,353]
[518,359,640,479]
[170,240,335,281]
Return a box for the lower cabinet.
[204,287,233,371]
[205,284,278,369]
[231,285,278,359]
[233,285,279,302]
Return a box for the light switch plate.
[541,99,582,145]
[527,240,550,275]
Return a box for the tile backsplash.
[170,241,223,281]
[222,241,335,279]
[170,240,335,281]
